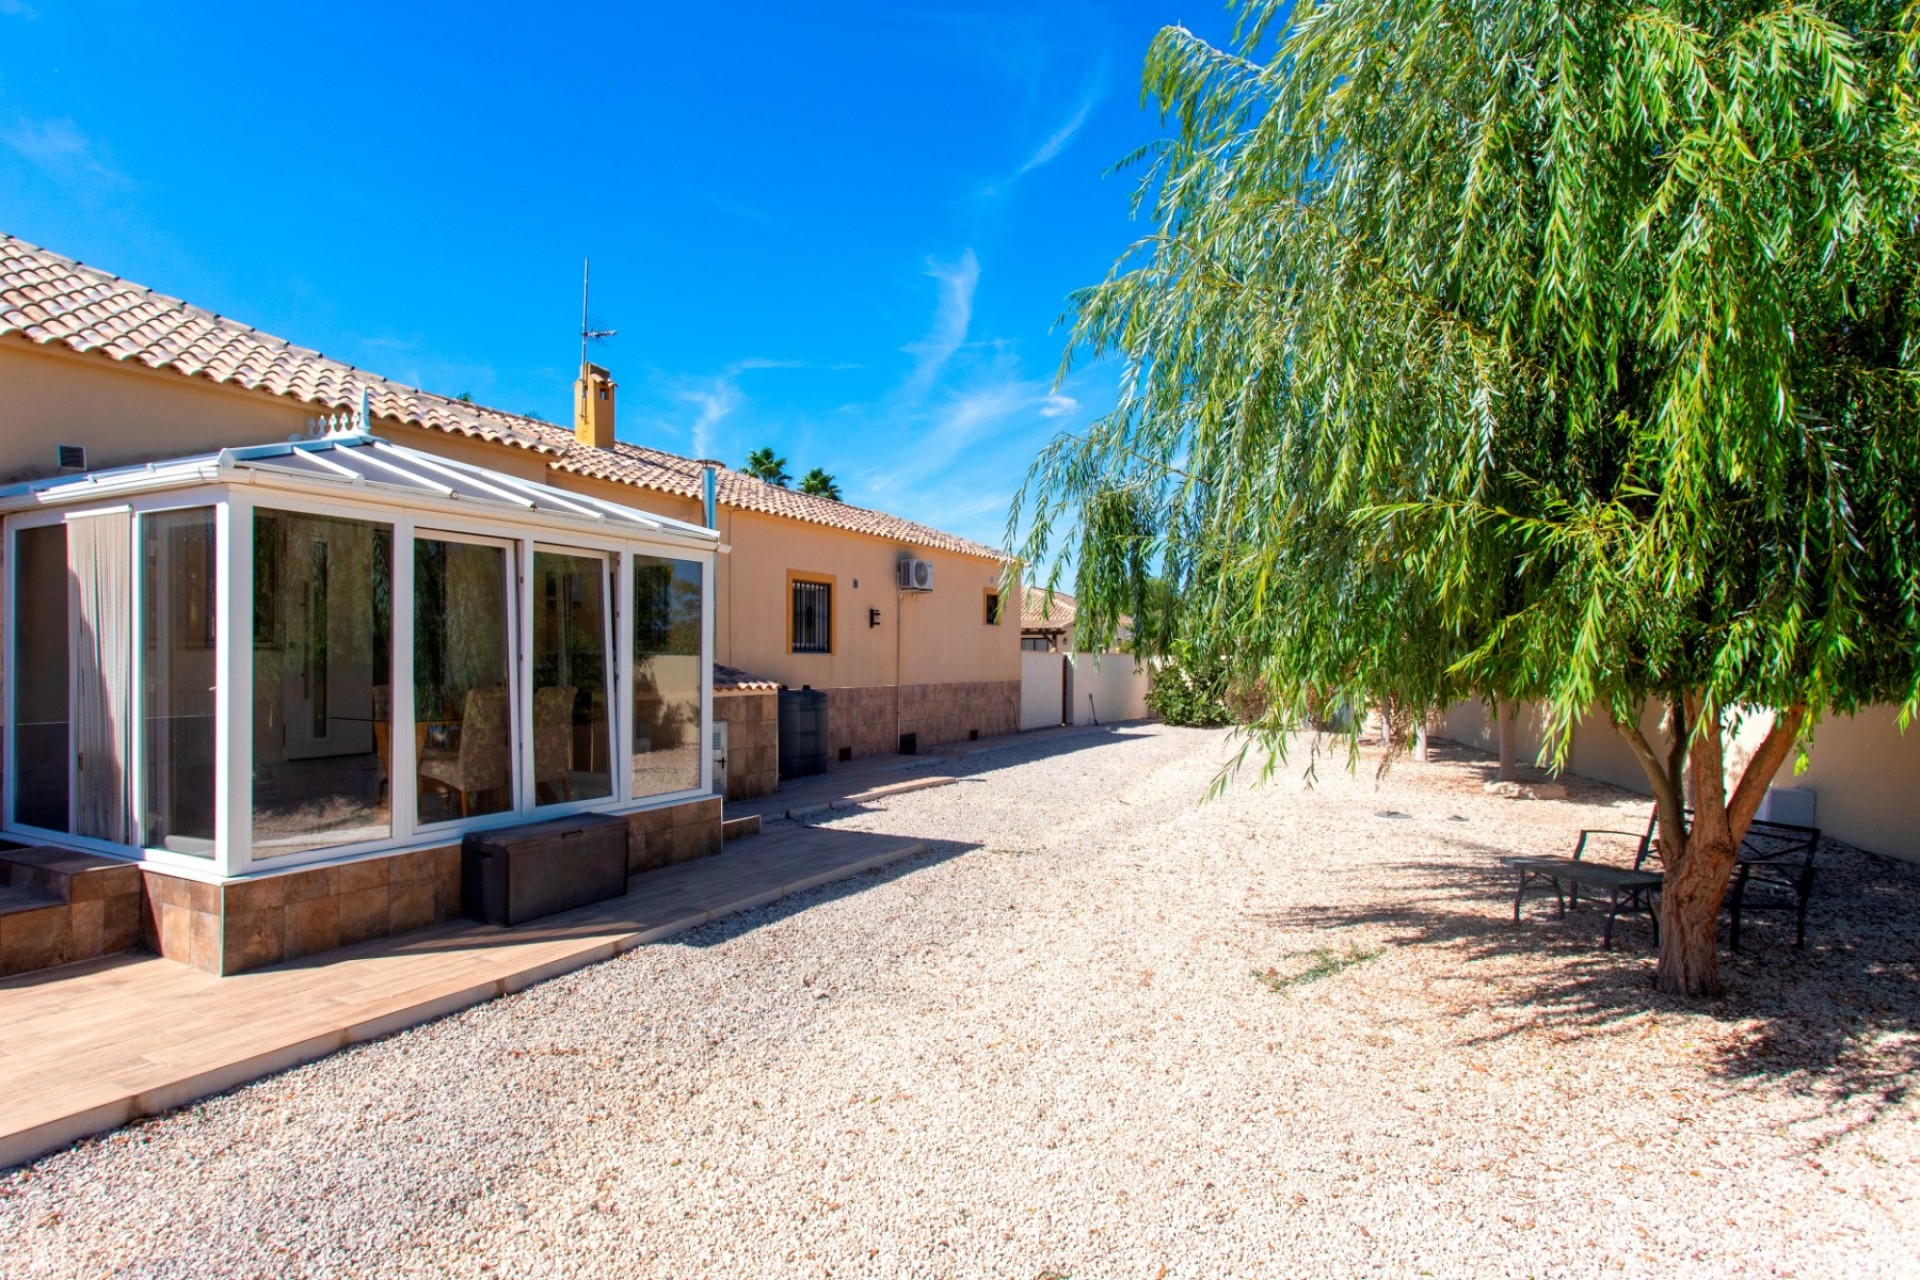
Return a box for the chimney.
[574,362,616,449]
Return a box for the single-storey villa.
[0,232,1019,977]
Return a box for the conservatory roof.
[0,432,721,549]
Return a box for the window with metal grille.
[984,590,1002,625]
[791,578,832,653]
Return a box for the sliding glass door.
[530,548,613,806]
[414,534,516,823]
[141,508,217,855]
[632,555,704,798]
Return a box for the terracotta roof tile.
[1022,586,1079,631]
[714,663,780,693]
[540,426,1005,560]
[0,234,554,454]
[2,232,1007,561]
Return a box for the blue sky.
[0,1,1238,558]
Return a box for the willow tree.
[1015,0,1920,996]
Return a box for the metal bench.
[1508,809,1821,950]
[1507,827,1664,949]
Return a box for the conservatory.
[0,430,718,885]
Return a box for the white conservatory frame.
[0,432,719,882]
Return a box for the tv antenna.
[579,258,616,366]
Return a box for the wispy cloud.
[901,249,980,395]
[2,117,123,184]
[679,382,741,461]
[1015,92,1097,177]
[0,1,40,18]
[669,358,801,460]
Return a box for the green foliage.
[798,467,843,501]
[1017,0,1920,992]
[743,447,791,487]
[1145,641,1239,726]
[1016,0,1920,761]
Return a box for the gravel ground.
[2,723,1915,1279]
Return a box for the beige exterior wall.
[1439,698,1920,864]
[0,340,312,483]
[711,506,1017,689]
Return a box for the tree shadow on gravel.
[1248,828,1920,1144]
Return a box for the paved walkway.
[0,824,923,1170]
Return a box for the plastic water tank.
[778,686,829,780]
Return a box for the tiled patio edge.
[0,835,925,1172]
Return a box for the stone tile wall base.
[715,691,778,801]
[819,681,1021,761]
[623,796,725,875]
[143,844,462,977]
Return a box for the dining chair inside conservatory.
[371,684,392,802]
[418,686,511,817]
[533,685,577,802]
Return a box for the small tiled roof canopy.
[1022,586,1080,632]
[0,233,1004,562]
[713,664,780,693]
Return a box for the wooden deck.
[0,824,924,1170]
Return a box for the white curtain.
[67,510,134,844]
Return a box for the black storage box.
[462,814,628,927]
[778,686,829,780]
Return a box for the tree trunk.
[1616,701,1806,998]
[1496,701,1518,781]
[1654,826,1740,996]
[1413,723,1429,763]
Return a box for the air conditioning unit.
[896,557,935,592]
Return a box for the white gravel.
[1,723,1915,1279]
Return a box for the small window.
[984,590,1002,626]
[791,576,832,653]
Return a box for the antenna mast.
[580,258,615,368]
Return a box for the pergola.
[0,430,718,881]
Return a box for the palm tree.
[743,447,790,487]
[798,468,842,502]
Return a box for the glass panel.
[414,537,514,823]
[632,555,703,798]
[531,549,612,805]
[251,510,393,857]
[141,509,217,855]
[13,523,70,832]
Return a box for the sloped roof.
[1022,586,1079,631]
[0,233,1006,561]
[0,234,554,453]
[540,429,1004,559]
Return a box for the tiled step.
[0,848,145,980]
[0,885,64,916]
[0,847,142,903]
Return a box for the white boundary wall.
[1020,652,1066,731]
[1439,699,1920,864]
[1069,652,1152,725]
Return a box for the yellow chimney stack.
[574,362,616,449]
